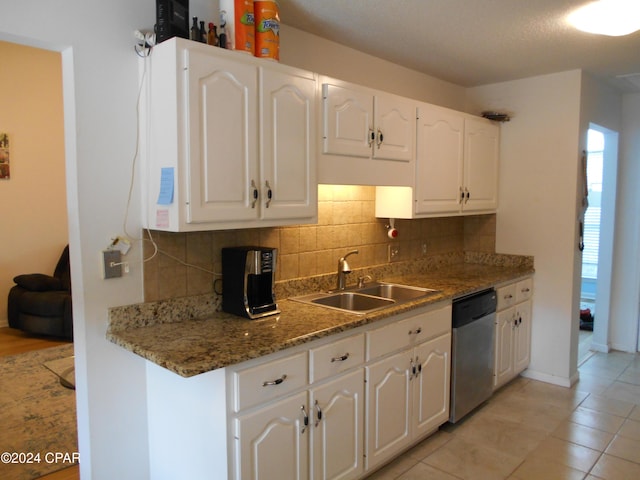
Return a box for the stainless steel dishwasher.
[449,288,497,423]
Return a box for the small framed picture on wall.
[0,132,10,179]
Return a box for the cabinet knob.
[408,327,422,336]
[521,288,530,293]
[504,294,513,300]
[376,129,384,148]
[464,187,470,204]
[250,180,259,209]
[262,374,287,387]
[330,353,350,363]
[459,186,464,204]
[301,405,309,434]
[265,180,273,208]
[314,400,323,427]
[368,128,375,147]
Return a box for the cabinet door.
[494,307,515,389]
[260,68,317,221]
[463,118,499,212]
[185,49,258,224]
[514,300,532,374]
[233,391,308,480]
[322,83,373,158]
[310,370,364,480]
[373,94,415,162]
[413,334,451,438]
[365,350,413,471]
[415,105,464,215]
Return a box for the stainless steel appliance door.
[449,312,495,423]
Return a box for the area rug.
[0,345,78,480]
[43,355,75,389]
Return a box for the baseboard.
[0,320,8,329]
[520,368,577,388]
[590,342,610,353]
[610,342,637,353]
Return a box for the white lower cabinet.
[365,332,450,471]
[233,391,309,480]
[228,302,452,480]
[310,370,365,480]
[494,277,533,389]
[364,304,451,471]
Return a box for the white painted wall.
[611,93,640,352]
[280,25,466,111]
[579,74,623,354]
[466,71,585,386]
[0,41,68,327]
[0,1,166,478]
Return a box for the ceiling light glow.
[568,0,640,36]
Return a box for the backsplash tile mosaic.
[143,185,496,302]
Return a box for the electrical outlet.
[102,250,122,279]
[388,245,400,262]
[422,241,428,255]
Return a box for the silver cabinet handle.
[314,400,323,427]
[301,405,309,434]
[408,327,422,336]
[376,128,384,148]
[262,374,287,387]
[368,127,375,147]
[250,180,259,209]
[265,180,273,208]
[331,353,350,363]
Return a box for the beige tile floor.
[366,350,640,480]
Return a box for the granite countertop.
[107,255,534,378]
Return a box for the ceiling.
[279,0,640,93]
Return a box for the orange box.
[254,0,280,61]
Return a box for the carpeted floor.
[0,345,77,480]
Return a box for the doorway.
[579,124,619,360]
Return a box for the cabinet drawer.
[516,278,533,303]
[497,284,517,310]
[231,351,308,412]
[309,333,365,383]
[367,304,451,360]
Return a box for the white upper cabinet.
[319,78,416,186]
[375,104,499,218]
[463,117,500,212]
[142,38,317,232]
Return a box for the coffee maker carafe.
[222,247,280,319]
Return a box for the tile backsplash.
[143,185,496,302]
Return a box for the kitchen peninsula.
[107,251,533,480]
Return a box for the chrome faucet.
[336,250,359,291]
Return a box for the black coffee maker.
[222,247,280,319]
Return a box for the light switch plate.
[102,250,122,279]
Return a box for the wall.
[611,93,640,351]
[0,1,160,478]
[0,40,67,326]
[578,74,623,355]
[466,70,584,387]
[143,185,496,301]
[280,25,467,111]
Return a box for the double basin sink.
[290,282,439,315]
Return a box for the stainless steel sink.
[356,283,437,301]
[290,282,439,314]
[310,292,394,312]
